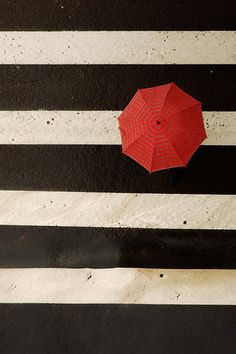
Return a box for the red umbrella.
[118,83,207,173]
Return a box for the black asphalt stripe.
[0,0,235,30]
[1,304,236,354]
[0,145,235,194]
[0,225,236,269]
[0,65,235,111]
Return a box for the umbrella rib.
[122,133,145,154]
[158,82,174,121]
[139,85,172,120]
[149,144,155,173]
[162,128,185,166]
[137,89,157,118]
[167,102,204,137]
[172,101,201,118]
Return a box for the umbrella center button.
[151,118,163,130]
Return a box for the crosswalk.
[0,111,235,145]
[1,268,236,304]
[1,31,235,64]
[0,191,235,228]
[0,1,235,353]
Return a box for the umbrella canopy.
[118,83,207,173]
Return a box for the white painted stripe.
[0,31,235,64]
[1,268,236,304]
[0,191,235,229]
[0,111,234,145]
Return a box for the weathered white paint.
[0,191,235,229]
[0,111,234,145]
[0,31,235,64]
[1,268,236,304]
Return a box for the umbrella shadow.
[167,168,181,186]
